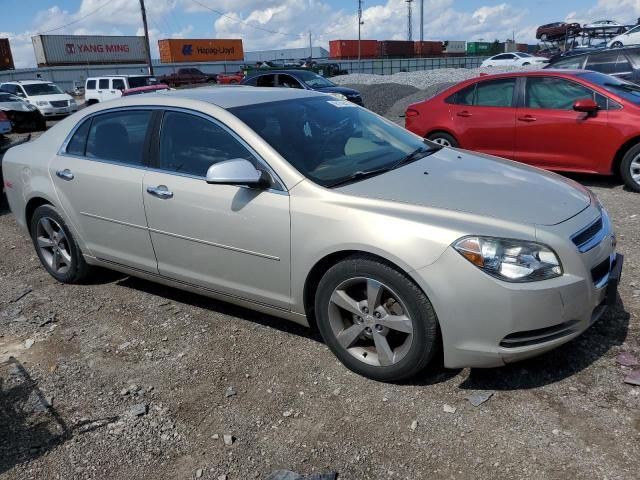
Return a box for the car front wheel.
[427,132,458,148]
[621,143,640,192]
[315,256,439,382]
[30,205,90,283]
[611,41,623,48]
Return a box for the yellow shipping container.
[158,39,244,63]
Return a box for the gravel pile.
[333,65,543,90]
[385,82,457,124]
[342,83,419,116]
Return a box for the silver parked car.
[2,88,622,381]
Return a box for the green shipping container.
[466,42,492,55]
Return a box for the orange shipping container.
[158,39,244,63]
[329,40,378,59]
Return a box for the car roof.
[2,79,53,85]
[549,46,640,62]
[244,69,313,78]
[147,85,325,108]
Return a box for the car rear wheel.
[30,205,90,283]
[427,132,458,148]
[620,144,640,192]
[315,256,439,382]
[611,41,623,48]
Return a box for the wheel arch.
[612,136,640,174]
[25,196,54,234]
[425,129,459,144]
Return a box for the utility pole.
[357,0,364,61]
[139,0,154,75]
[309,31,312,59]
[406,0,413,41]
[419,0,424,42]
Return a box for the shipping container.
[329,40,378,59]
[516,43,529,53]
[443,40,466,53]
[0,38,15,70]
[466,41,492,55]
[159,39,243,63]
[32,35,147,67]
[378,40,414,58]
[414,41,443,57]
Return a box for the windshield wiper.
[389,145,441,171]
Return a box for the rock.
[225,387,237,398]
[332,388,341,396]
[218,475,227,480]
[410,420,418,431]
[617,352,639,367]
[283,410,293,417]
[223,434,234,446]
[212,433,219,440]
[443,404,456,414]
[467,391,494,407]
[128,403,148,417]
[552,429,560,435]
[195,469,203,478]
[24,338,35,349]
[623,370,640,386]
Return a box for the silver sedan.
[2,87,622,381]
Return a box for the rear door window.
[586,51,621,74]
[277,74,303,89]
[66,119,92,156]
[85,110,152,165]
[98,79,109,89]
[256,75,276,87]
[475,79,516,107]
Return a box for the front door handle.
[518,115,537,123]
[55,169,74,181]
[456,111,472,117]
[147,185,174,199]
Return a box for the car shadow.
[0,193,8,217]
[116,275,322,343]
[458,297,630,391]
[561,172,622,190]
[0,357,118,475]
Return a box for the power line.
[37,0,112,35]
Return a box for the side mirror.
[205,159,271,189]
[573,99,599,114]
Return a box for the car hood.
[0,101,36,112]
[336,147,591,226]
[313,85,360,96]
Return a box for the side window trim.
[152,107,286,191]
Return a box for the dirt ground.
[1,106,639,480]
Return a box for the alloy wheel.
[328,277,414,367]
[631,153,640,187]
[432,137,452,147]
[36,217,72,275]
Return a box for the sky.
[1,0,638,68]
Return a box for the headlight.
[328,92,347,100]
[36,100,49,106]
[27,103,37,111]
[453,236,562,282]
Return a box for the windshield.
[295,71,336,88]
[0,93,22,102]
[127,76,159,88]
[22,83,63,96]
[580,71,640,104]
[230,96,437,187]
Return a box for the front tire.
[30,205,90,283]
[611,41,623,48]
[315,256,439,382]
[620,143,640,192]
[427,132,458,148]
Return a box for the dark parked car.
[0,92,46,132]
[536,22,582,41]
[546,46,640,83]
[158,68,217,87]
[240,70,362,105]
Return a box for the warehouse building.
[244,47,329,62]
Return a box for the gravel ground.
[1,84,639,480]
[342,83,419,116]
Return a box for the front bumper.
[37,105,78,116]
[413,206,621,369]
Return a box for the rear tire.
[611,41,623,48]
[30,205,90,283]
[620,143,640,192]
[427,132,458,148]
[315,255,439,382]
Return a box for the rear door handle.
[456,111,472,117]
[55,169,74,181]
[518,115,537,123]
[146,185,174,199]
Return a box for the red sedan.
[405,70,640,191]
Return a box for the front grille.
[500,320,580,348]
[50,100,68,108]
[571,214,607,253]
